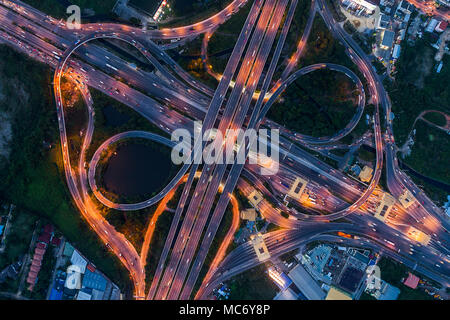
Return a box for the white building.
[352,0,377,12]
[65,265,82,290]
[342,0,378,15]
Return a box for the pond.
[102,143,174,199]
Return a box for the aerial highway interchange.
[0,0,448,301]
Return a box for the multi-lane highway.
[152,0,289,300]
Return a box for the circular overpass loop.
[55,33,193,211]
[88,131,190,211]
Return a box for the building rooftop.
[381,30,395,49]
[65,265,82,290]
[339,266,364,293]
[268,267,292,291]
[37,232,51,244]
[288,177,308,200]
[379,281,400,300]
[436,21,448,33]
[63,242,75,257]
[359,165,374,182]
[374,192,396,221]
[377,14,390,29]
[51,236,61,247]
[82,269,108,292]
[71,250,88,274]
[29,265,40,273]
[305,245,332,274]
[274,288,297,300]
[398,189,415,208]
[31,259,41,267]
[425,19,439,33]
[49,287,63,300]
[404,272,420,289]
[240,208,257,221]
[35,248,46,256]
[349,250,370,265]
[248,190,263,207]
[76,290,92,300]
[288,264,326,300]
[91,288,106,300]
[392,44,401,59]
[87,264,96,273]
[129,0,162,16]
[351,164,362,176]
[43,224,54,234]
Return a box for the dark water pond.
[102,143,173,198]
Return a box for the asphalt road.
[0,0,448,300]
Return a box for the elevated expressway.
[195,0,449,297]
[172,0,298,300]
[0,0,375,224]
[56,31,195,210]
[1,0,448,299]
[317,0,450,234]
[198,228,450,299]
[3,0,250,40]
[54,54,146,299]
[150,0,290,300]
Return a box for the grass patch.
[105,206,156,253]
[283,0,311,58]
[299,14,356,69]
[357,147,376,162]
[21,0,66,18]
[387,38,449,145]
[268,68,359,137]
[422,112,446,127]
[405,121,449,185]
[227,263,278,300]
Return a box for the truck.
[106,63,118,71]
